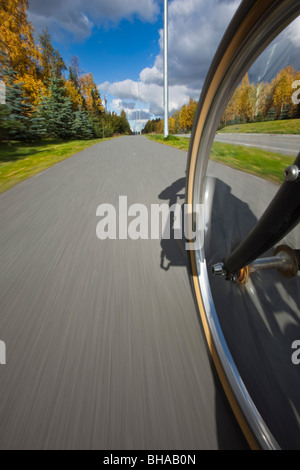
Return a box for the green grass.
[146,134,190,151]
[145,134,294,184]
[210,142,294,183]
[218,118,300,134]
[0,138,113,194]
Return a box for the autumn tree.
[80,73,104,115]
[172,110,180,134]
[142,118,161,134]
[0,0,45,105]
[155,119,164,134]
[65,80,83,111]
[235,74,256,123]
[38,29,66,85]
[179,98,197,131]
[272,66,295,118]
[255,82,273,120]
[222,88,239,126]
[168,116,177,134]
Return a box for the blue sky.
[27,0,300,131]
[52,18,162,85]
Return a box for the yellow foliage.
[65,80,83,110]
[80,73,104,114]
[235,73,256,122]
[179,98,197,131]
[169,116,176,134]
[0,0,44,105]
[272,66,295,115]
[156,119,164,134]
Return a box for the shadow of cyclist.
[158,177,186,271]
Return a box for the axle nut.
[284,165,300,182]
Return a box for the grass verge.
[218,119,300,134]
[146,134,190,151]
[0,138,112,194]
[210,142,294,183]
[145,134,294,184]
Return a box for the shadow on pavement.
[158,175,250,450]
[158,173,300,449]
[158,177,186,271]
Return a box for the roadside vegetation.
[218,118,300,134]
[0,1,131,146]
[0,1,132,193]
[0,138,112,194]
[146,134,190,151]
[142,68,300,135]
[145,134,294,184]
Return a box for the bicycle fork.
[212,151,300,283]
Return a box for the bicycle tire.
[186,0,300,450]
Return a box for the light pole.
[163,0,169,138]
[138,79,141,134]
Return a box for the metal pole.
[138,79,141,134]
[163,0,169,138]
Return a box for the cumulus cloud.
[143,0,241,90]
[249,16,300,83]
[29,0,299,126]
[28,0,160,40]
[99,0,241,118]
[99,79,192,116]
[100,1,300,125]
[286,15,300,47]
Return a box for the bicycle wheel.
[186,0,300,450]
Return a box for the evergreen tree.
[72,106,93,140]
[112,110,131,135]
[0,65,37,141]
[265,107,276,121]
[41,76,75,140]
[28,109,47,140]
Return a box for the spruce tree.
[72,106,93,140]
[41,76,75,140]
[0,65,36,141]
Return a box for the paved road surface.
[0,136,248,450]
[178,133,300,156]
[214,133,300,156]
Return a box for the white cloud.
[286,15,300,47]
[100,2,300,127]
[99,0,241,121]
[249,15,300,83]
[28,0,160,40]
[99,78,192,117]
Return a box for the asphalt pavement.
[177,133,300,157]
[214,133,300,156]
[0,136,248,450]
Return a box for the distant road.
[214,133,300,156]
[177,133,300,157]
